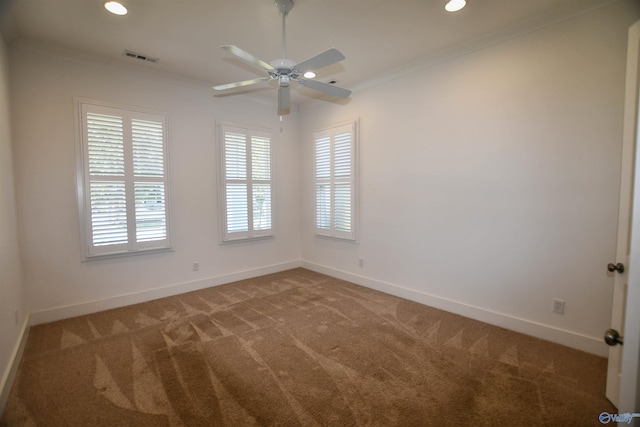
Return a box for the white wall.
[0,35,26,411]
[9,42,301,322]
[299,0,640,356]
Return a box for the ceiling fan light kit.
[213,0,351,115]
[445,0,466,13]
[104,1,128,16]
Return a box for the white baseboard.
[30,260,302,325]
[301,261,608,357]
[0,313,30,417]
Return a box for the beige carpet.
[1,268,614,426]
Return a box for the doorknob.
[607,262,625,273]
[604,329,624,346]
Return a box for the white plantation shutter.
[313,121,358,240]
[224,131,249,233]
[78,101,171,257]
[315,135,331,230]
[219,124,273,241]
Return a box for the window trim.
[216,121,274,243]
[313,118,359,242]
[75,98,172,260]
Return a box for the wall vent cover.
[123,50,159,63]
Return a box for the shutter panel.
[251,133,271,232]
[333,131,351,178]
[226,183,248,232]
[334,182,351,232]
[225,131,247,180]
[315,134,331,231]
[333,130,352,233]
[251,135,271,181]
[86,112,127,247]
[132,118,167,243]
[252,184,271,230]
[89,181,128,246]
[316,184,331,229]
[87,113,125,176]
[135,182,167,242]
[224,129,249,234]
[132,119,164,177]
[315,136,331,180]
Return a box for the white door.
[606,19,640,410]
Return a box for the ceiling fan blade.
[300,79,351,98]
[213,78,269,91]
[221,45,275,72]
[278,85,290,115]
[295,48,345,73]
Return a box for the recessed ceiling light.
[445,0,466,12]
[104,1,128,15]
[303,71,316,79]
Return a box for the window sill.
[220,234,274,244]
[83,246,174,262]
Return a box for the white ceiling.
[0,0,615,106]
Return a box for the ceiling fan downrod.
[275,0,294,59]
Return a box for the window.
[218,123,273,242]
[76,101,171,258]
[314,120,358,240]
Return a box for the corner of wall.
[0,314,30,417]
[301,261,608,357]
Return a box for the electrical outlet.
[192,262,199,272]
[552,298,565,315]
[359,258,364,268]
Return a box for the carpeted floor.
[1,268,615,426]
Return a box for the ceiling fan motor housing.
[270,59,299,84]
[274,0,294,16]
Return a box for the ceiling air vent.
[123,50,159,63]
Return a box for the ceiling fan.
[212,0,351,115]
